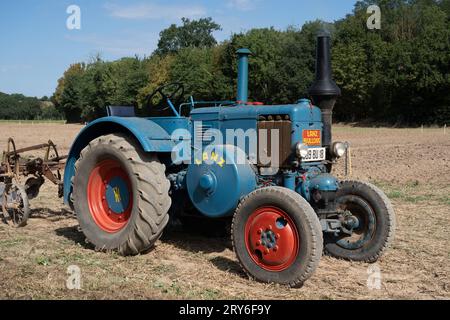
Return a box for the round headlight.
[296,143,309,158]
[332,142,346,158]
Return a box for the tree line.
[0,92,62,120]
[53,0,450,125]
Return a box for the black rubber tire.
[232,187,323,288]
[72,134,171,256]
[2,183,30,228]
[324,180,396,263]
[13,184,30,228]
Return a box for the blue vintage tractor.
[63,33,395,287]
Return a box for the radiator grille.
[195,123,213,143]
[257,118,292,168]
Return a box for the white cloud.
[104,2,207,20]
[227,0,258,11]
[65,32,159,58]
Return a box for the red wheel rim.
[87,159,133,233]
[245,206,299,271]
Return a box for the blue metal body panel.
[63,116,191,204]
[106,177,130,214]
[190,99,322,161]
[64,98,338,217]
[309,173,339,192]
[283,172,297,190]
[190,100,321,123]
[186,145,257,218]
[295,166,338,201]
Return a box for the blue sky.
[0,0,357,98]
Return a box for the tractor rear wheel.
[72,134,171,256]
[232,187,323,288]
[324,180,396,262]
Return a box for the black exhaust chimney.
[308,31,341,149]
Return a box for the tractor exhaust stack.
[236,48,252,103]
[308,32,341,148]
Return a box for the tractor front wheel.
[73,134,171,256]
[324,180,396,262]
[232,187,323,288]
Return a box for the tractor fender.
[63,117,176,205]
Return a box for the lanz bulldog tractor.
[63,33,395,287]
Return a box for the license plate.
[303,148,326,162]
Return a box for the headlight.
[332,142,346,158]
[295,143,309,158]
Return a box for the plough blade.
[0,138,67,228]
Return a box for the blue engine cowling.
[186,145,257,218]
[295,167,339,202]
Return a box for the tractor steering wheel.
[145,82,185,116]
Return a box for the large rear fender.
[63,117,176,205]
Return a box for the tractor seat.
[106,106,136,117]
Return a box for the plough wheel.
[1,183,30,228]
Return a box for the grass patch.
[387,190,403,199]
[373,180,450,205]
[54,251,98,266]
[200,288,221,299]
[150,263,178,275]
[373,181,418,202]
[152,280,183,296]
[437,196,450,206]
[0,238,25,247]
[36,256,51,266]
[168,280,183,295]
[404,195,430,204]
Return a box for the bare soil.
[0,123,449,300]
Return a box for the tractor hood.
[190,99,322,123]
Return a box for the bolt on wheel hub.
[87,159,133,233]
[245,206,299,271]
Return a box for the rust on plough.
[0,138,67,227]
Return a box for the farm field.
[0,123,449,300]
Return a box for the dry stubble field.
[0,123,449,300]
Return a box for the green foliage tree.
[108,57,149,107]
[156,17,221,55]
[53,63,86,122]
[0,93,42,120]
[78,56,113,120]
[332,0,450,124]
[54,57,148,122]
[49,7,450,124]
[0,92,63,120]
[169,45,232,102]
[137,54,176,110]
